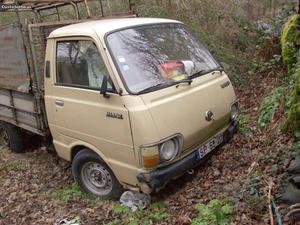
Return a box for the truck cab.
[44,18,238,199]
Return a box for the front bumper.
[137,122,237,191]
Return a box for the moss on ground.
[281,13,300,137]
[287,65,300,135]
[281,14,300,75]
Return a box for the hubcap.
[0,129,9,147]
[81,162,113,196]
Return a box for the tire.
[72,149,123,200]
[0,122,23,153]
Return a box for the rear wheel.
[0,127,9,147]
[72,149,123,199]
[0,122,23,153]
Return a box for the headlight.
[231,102,239,121]
[159,139,178,161]
[159,136,182,162]
[140,134,183,168]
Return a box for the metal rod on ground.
[267,181,274,225]
[272,200,283,225]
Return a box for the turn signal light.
[140,145,159,168]
[143,155,159,168]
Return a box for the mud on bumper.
[137,122,237,191]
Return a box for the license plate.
[195,134,223,160]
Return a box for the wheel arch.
[70,142,109,164]
[71,145,87,161]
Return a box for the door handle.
[55,100,64,107]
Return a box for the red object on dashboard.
[160,62,184,70]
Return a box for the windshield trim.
[104,22,220,95]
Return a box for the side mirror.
[100,76,110,98]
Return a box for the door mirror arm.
[100,76,110,98]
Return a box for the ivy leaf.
[221,204,234,215]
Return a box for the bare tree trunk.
[298,0,300,14]
[167,0,173,12]
[271,0,275,18]
[106,0,112,16]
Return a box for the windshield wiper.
[173,78,193,85]
[189,70,206,79]
[138,82,167,94]
[190,66,224,79]
[138,78,193,94]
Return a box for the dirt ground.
[0,73,294,225]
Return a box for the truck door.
[45,38,133,170]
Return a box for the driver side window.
[56,40,114,90]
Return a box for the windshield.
[106,23,220,94]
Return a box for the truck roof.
[48,17,182,39]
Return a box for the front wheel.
[72,149,123,199]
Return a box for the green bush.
[191,199,234,225]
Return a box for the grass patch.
[106,202,169,225]
[4,160,28,172]
[191,199,234,225]
[48,182,93,203]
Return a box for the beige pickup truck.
[0,1,238,199]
